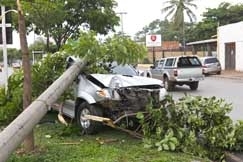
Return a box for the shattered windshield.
[110,64,138,76]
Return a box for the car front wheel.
[76,102,103,134]
[163,77,174,91]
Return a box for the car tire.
[189,81,199,90]
[163,76,174,91]
[217,71,221,75]
[76,102,103,134]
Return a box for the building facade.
[218,21,243,71]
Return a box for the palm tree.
[161,0,197,53]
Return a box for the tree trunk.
[17,0,34,151]
[0,59,87,161]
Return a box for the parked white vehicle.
[200,56,221,75]
[150,56,204,91]
[55,57,167,134]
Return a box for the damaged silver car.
[55,57,167,134]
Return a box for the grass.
[7,112,210,162]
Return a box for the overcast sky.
[4,0,243,49]
[115,0,243,36]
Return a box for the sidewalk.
[213,70,243,80]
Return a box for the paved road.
[169,76,243,122]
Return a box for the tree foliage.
[24,0,119,51]
[136,2,243,43]
[161,0,197,29]
[1,0,120,51]
[138,95,236,160]
[0,31,147,125]
[134,19,180,42]
[134,19,193,45]
[187,2,243,41]
[0,48,21,64]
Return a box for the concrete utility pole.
[1,6,8,91]
[116,12,127,34]
[0,6,16,92]
[0,59,87,161]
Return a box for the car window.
[165,58,174,66]
[158,59,165,68]
[177,57,201,67]
[154,60,159,68]
[205,58,219,64]
[111,64,138,76]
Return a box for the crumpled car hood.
[90,74,163,88]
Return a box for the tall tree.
[21,0,120,51]
[187,2,243,42]
[17,0,34,151]
[161,0,197,27]
[161,0,197,51]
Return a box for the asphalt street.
[169,76,243,122]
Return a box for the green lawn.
[8,112,209,162]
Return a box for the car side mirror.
[150,65,155,69]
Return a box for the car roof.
[157,55,200,60]
[200,56,218,59]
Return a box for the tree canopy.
[134,19,181,42]
[161,0,197,29]
[135,2,243,44]
[187,2,243,41]
[1,0,120,51]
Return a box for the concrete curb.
[211,75,243,81]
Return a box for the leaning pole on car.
[0,57,87,161]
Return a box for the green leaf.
[169,142,176,151]
[162,144,169,151]
[136,112,144,120]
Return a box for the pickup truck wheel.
[163,77,174,91]
[189,81,199,90]
[76,102,103,134]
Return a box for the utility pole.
[0,6,15,92]
[1,6,8,91]
[116,12,127,34]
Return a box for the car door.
[151,59,165,80]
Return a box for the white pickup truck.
[150,56,204,91]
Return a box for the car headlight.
[109,76,123,89]
[96,89,110,98]
[108,76,123,100]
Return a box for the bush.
[137,95,235,161]
[0,70,23,125]
[233,120,243,151]
[0,53,67,126]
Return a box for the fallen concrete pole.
[0,58,86,161]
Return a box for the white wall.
[0,30,35,49]
[236,41,243,71]
[218,21,243,71]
